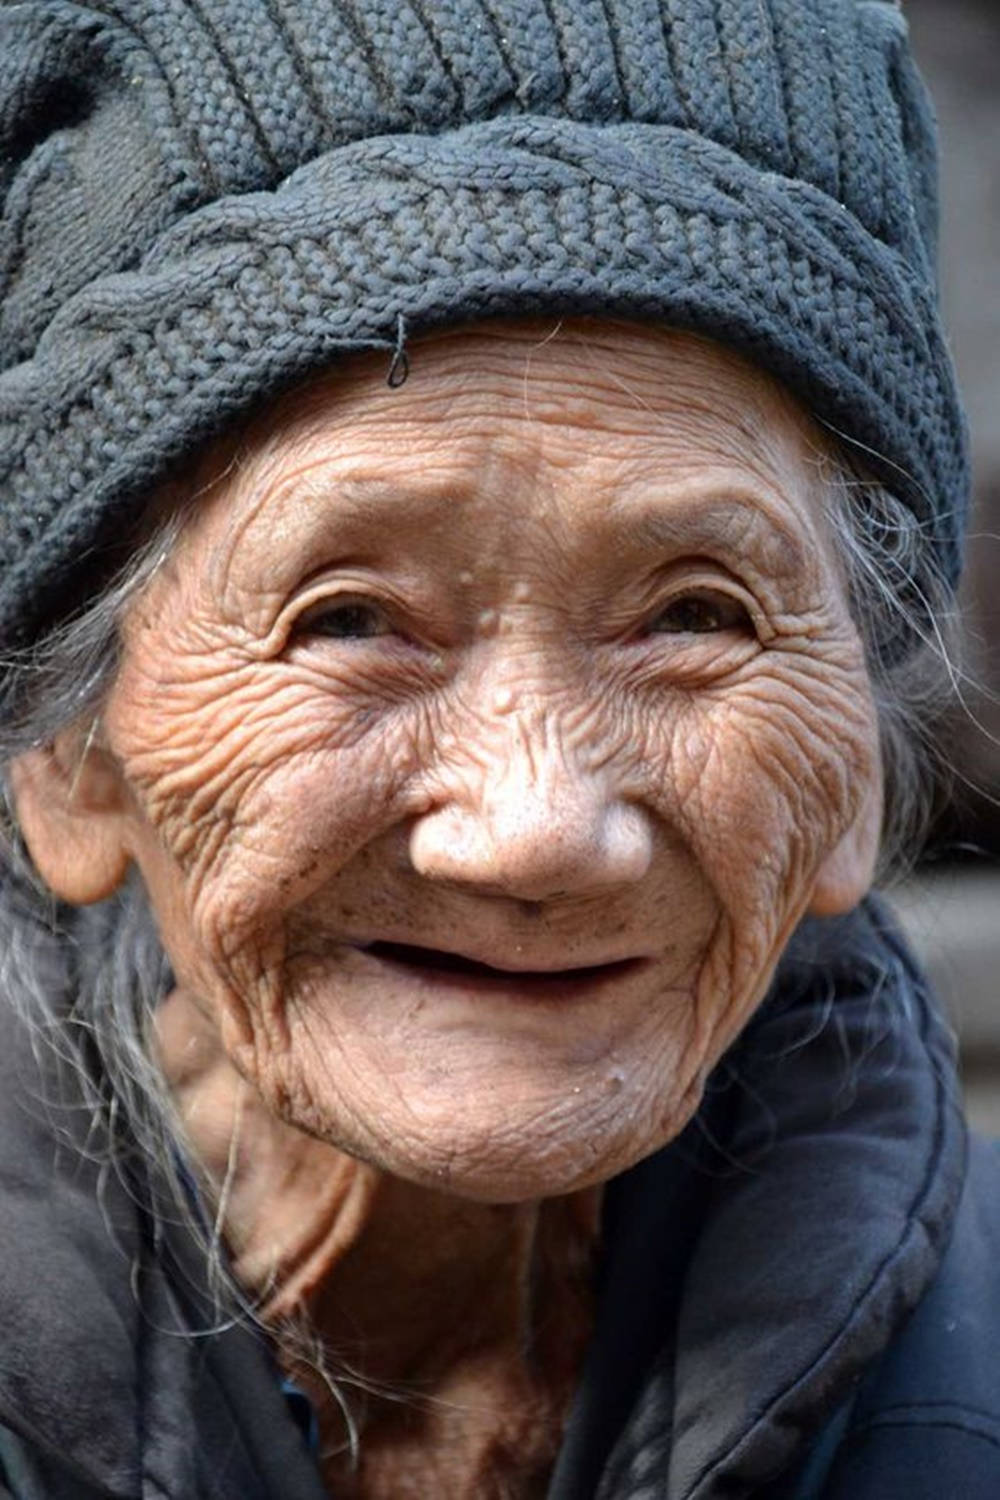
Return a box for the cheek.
[661,643,878,991]
[107,657,431,970]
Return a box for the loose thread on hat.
[386,314,409,388]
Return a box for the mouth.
[362,940,643,996]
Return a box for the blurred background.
[891,0,1000,1130]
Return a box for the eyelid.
[276,576,404,643]
[646,571,775,643]
[294,591,392,635]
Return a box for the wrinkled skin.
[16,320,880,1205]
[14,320,882,1493]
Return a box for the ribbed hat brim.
[0,116,969,650]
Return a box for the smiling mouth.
[364,940,641,993]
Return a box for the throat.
[277,1177,599,1500]
[155,985,601,1495]
[263,1166,602,1500]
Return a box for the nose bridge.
[410,678,653,900]
[490,694,594,839]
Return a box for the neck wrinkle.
[155,982,603,1464]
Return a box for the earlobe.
[9,738,131,906]
[808,774,883,918]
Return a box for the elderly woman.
[0,1,997,1497]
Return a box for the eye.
[296,597,393,640]
[647,589,754,636]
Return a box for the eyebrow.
[262,469,472,527]
[228,470,481,587]
[239,466,820,600]
[611,489,818,587]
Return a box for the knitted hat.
[0,0,969,652]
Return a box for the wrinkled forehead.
[172,320,840,590]
[244,318,824,465]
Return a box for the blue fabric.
[769,1395,860,1499]
[819,1134,1000,1497]
[759,1136,1000,1500]
[280,1379,320,1458]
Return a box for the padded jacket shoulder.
[820,1133,1000,1498]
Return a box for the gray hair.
[0,453,962,1441]
[820,455,962,881]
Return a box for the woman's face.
[17,322,881,1201]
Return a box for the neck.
[155,986,601,1497]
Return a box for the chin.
[325,1073,706,1204]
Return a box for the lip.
[359,939,646,999]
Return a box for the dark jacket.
[1,885,999,1500]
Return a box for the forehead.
[178,320,836,593]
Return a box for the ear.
[9,733,131,905]
[808,773,883,918]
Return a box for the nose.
[409,714,653,902]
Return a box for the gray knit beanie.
[0,0,969,653]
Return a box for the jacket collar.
[0,881,966,1500]
[552,897,967,1500]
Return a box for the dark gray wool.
[0,0,969,654]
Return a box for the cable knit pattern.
[0,0,970,651]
